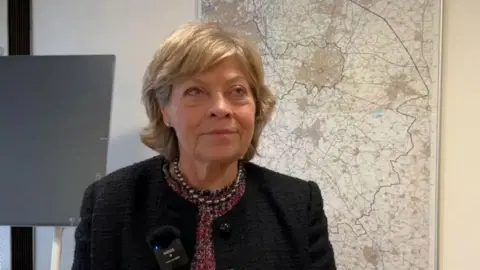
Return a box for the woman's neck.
[175,157,239,191]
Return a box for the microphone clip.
[147,225,189,270]
[152,238,188,270]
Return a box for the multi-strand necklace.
[169,158,245,213]
[163,158,247,270]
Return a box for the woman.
[72,21,336,270]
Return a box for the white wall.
[0,1,10,269]
[31,0,196,269]
[438,0,480,269]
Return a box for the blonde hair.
[140,21,276,161]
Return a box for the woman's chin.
[197,145,243,163]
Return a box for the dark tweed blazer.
[72,155,336,269]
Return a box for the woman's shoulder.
[82,155,165,207]
[244,161,320,203]
[246,162,313,193]
[98,155,164,185]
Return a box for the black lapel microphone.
[146,225,189,270]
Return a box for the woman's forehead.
[182,57,250,84]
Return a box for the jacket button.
[219,222,231,233]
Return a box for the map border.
[433,1,444,269]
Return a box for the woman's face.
[161,56,256,163]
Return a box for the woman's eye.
[185,87,203,96]
[231,87,247,97]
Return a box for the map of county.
[199,0,442,269]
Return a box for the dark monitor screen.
[0,55,115,226]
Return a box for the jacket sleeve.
[71,182,96,270]
[307,181,336,269]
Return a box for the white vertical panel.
[0,227,10,270]
[0,0,6,55]
[0,1,9,269]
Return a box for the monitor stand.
[50,227,64,270]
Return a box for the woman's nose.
[208,94,232,118]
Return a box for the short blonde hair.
[140,21,276,161]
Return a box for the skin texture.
[161,56,256,190]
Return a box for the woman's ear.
[160,106,171,127]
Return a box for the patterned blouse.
[163,160,246,270]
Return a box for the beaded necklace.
[163,158,246,270]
